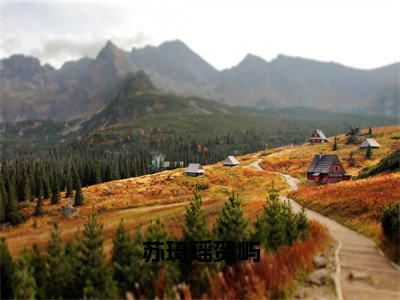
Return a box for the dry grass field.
[259,125,400,179]
[2,125,399,259]
[289,173,400,240]
[1,156,286,258]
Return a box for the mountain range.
[0,39,399,122]
[1,71,397,148]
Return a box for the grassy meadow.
[1,155,287,258]
[259,125,400,179]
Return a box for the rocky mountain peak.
[119,70,158,96]
[1,54,45,80]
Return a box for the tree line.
[0,129,272,225]
[1,189,309,299]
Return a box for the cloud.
[28,32,150,68]
[1,37,25,56]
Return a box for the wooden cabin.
[307,154,350,184]
[309,130,329,144]
[359,138,380,149]
[223,156,240,167]
[185,163,205,177]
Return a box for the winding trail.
[251,159,400,299]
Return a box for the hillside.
[289,174,400,241]
[1,125,399,299]
[1,40,398,122]
[1,68,398,149]
[1,156,287,257]
[259,125,400,178]
[2,125,399,258]
[258,125,400,261]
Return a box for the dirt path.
[251,158,264,171]
[279,172,400,300]
[250,156,399,299]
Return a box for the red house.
[309,130,329,144]
[307,154,351,184]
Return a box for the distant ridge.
[0,39,398,122]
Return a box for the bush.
[381,203,400,243]
[358,149,400,178]
[195,183,209,191]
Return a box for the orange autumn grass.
[1,160,287,258]
[259,125,400,178]
[289,173,400,261]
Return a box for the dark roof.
[307,154,340,173]
[186,163,204,174]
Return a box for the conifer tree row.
[1,185,311,299]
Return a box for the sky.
[1,0,399,70]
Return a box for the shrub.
[332,137,338,151]
[381,203,400,243]
[358,149,400,178]
[195,183,209,191]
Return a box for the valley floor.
[1,125,399,299]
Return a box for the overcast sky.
[1,0,399,70]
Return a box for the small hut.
[185,163,205,177]
[223,156,240,167]
[307,154,350,184]
[309,130,329,144]
[359,138,380,149]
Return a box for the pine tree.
[34,196,44,217]
[92,163,102,184]
[283,202,297,246]
[0,238,15,300]
[42,172,51,200]
[111,220,141,294]
[4,171,24,224]
[26,165,35,201]
[140,219,180,298]
[74,181,84,207]
[60,241,81,299]
[50,176,61,204]
[296,207,309,240]
[332,137,338,151]
[255,190,286,252]
[214,192,250,242]
[13,249,37,299]
[65,172,73,198]
[183,191,210,242]
[45,224,64,298]
[31,244,48,299]
[365,145,373,160]
[19,170,32,202]
[77,212,117,298]
[182,192,212,295]
[0,175,6,223]
[348,151,356,167]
